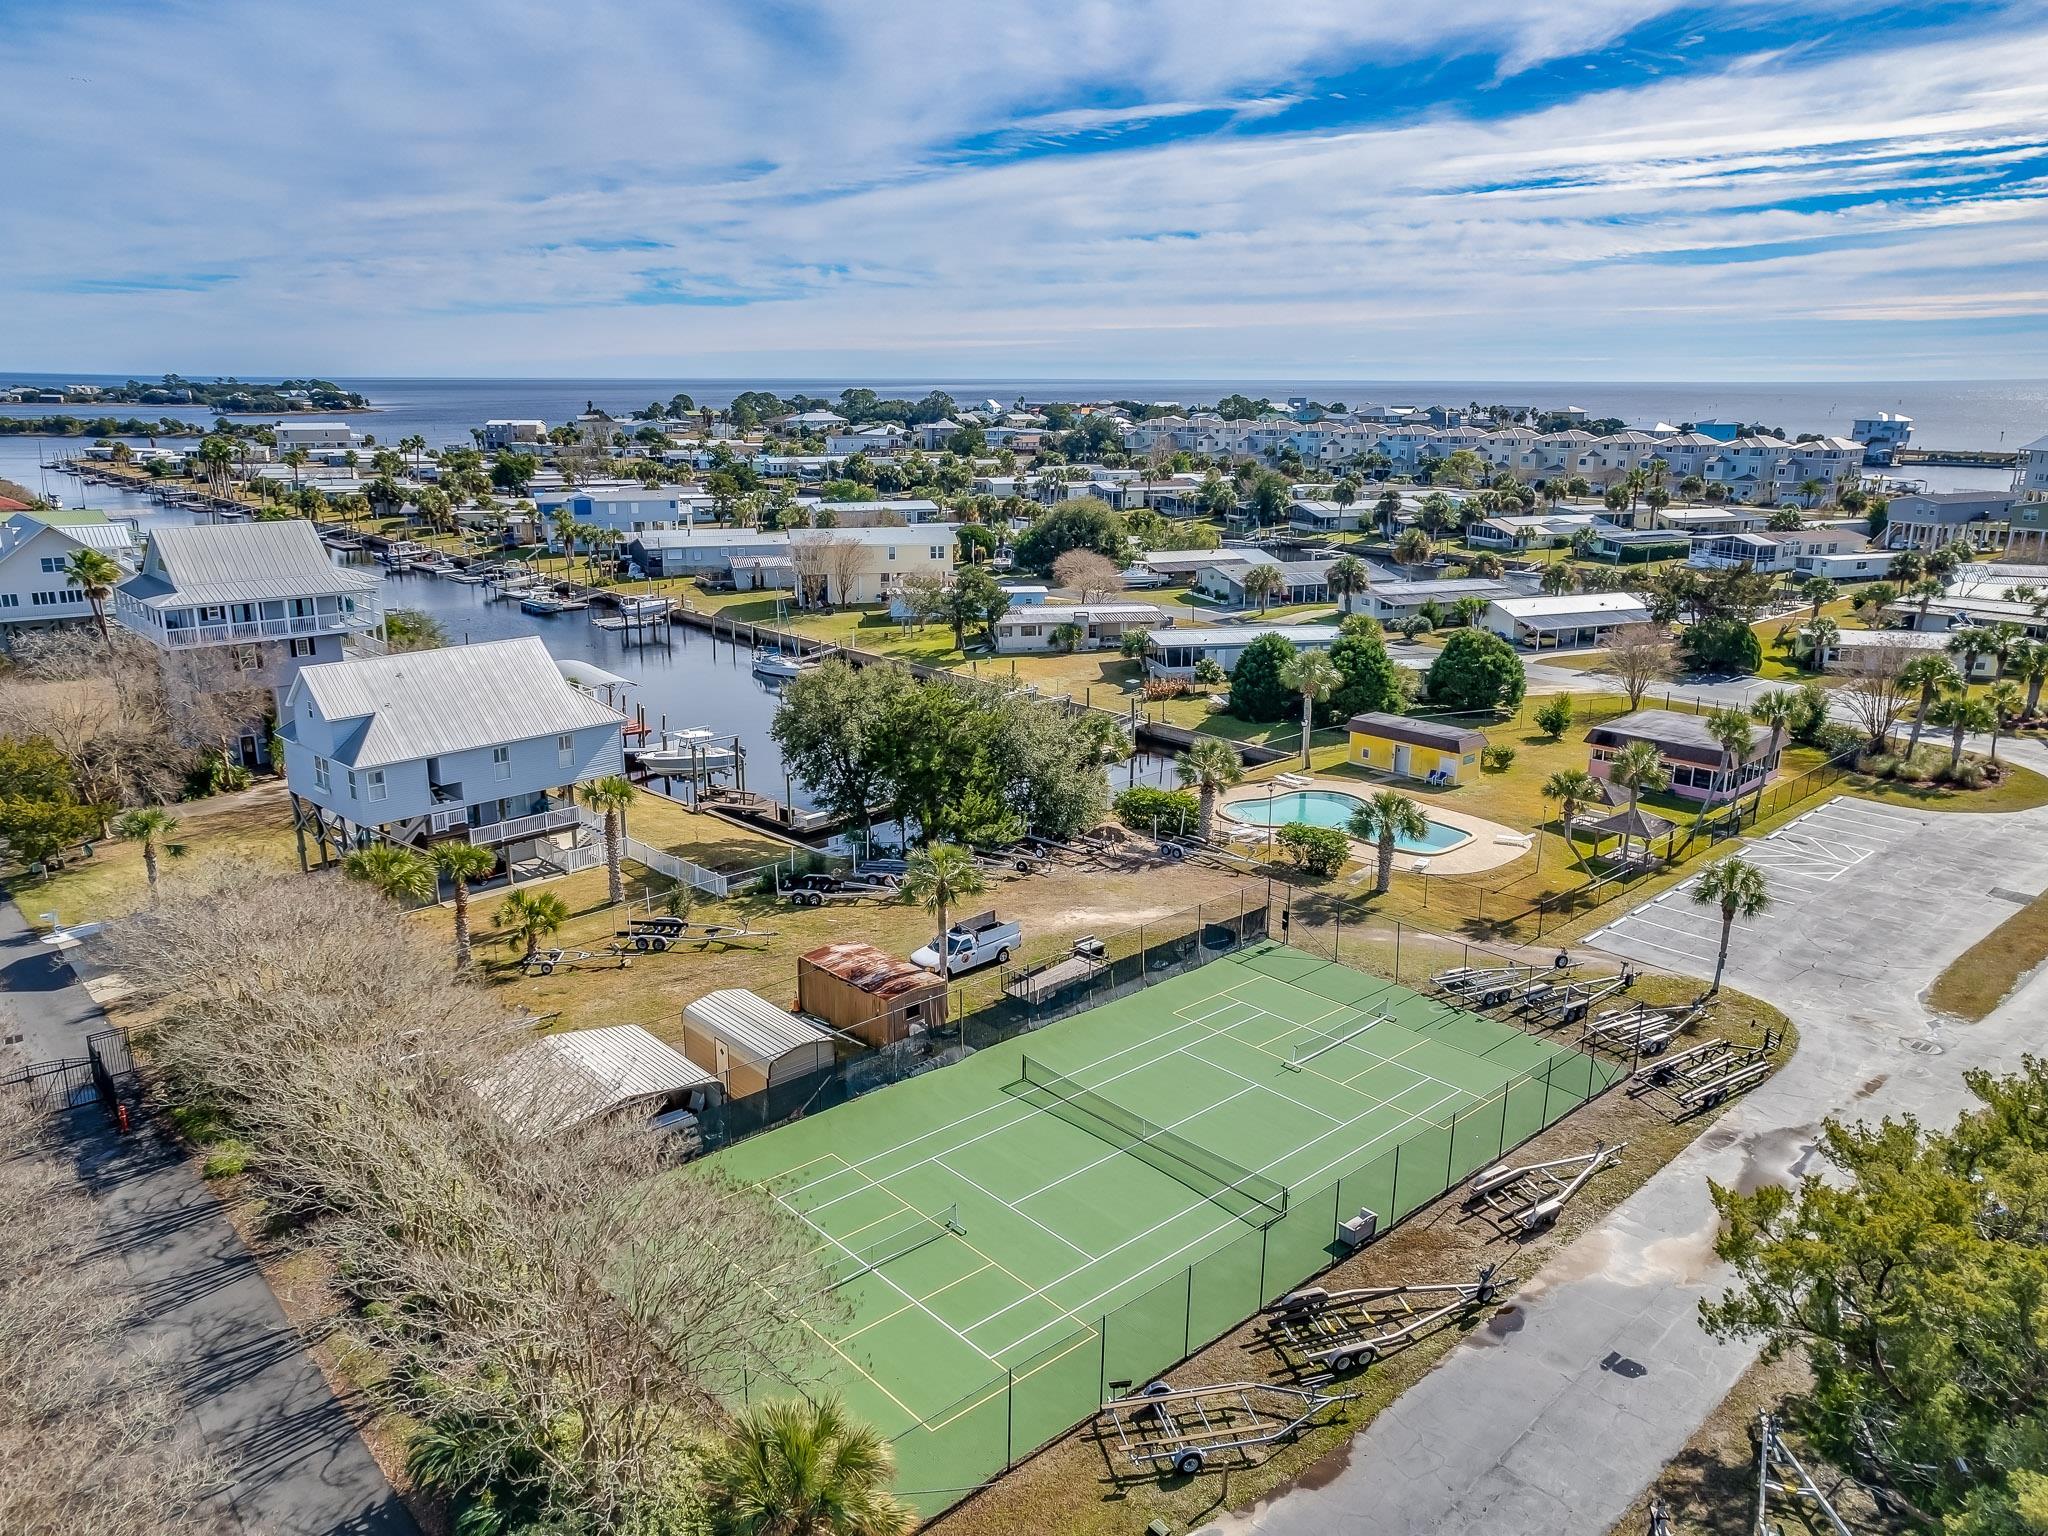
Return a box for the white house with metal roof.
[279,635,625,865]
[113,521,384,754]
[1144,622,1340,678]
[992,601,1173,654]
[1345,577,1513,623]
[0,507,142,633]
[1482,592,1653,650]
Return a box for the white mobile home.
[992,602,1172,654]
[1145,622,1339,678]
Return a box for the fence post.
[1445,1106,1457,1186]
[1331,1178,1342,1244]
[1394,920,1402,982]
[1541,1057,1554,1124]
[1184,1268,1194,1357]
[1334,911,1341,966]
[1499,1083,1510,1153]
[1006,1368,1015,1465]
[1390,1140,1402,1218]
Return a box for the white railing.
[622,833,731,896]
[475,806,586,844]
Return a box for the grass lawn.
[623,790,794,871]
[9,780,300,930]
[1927,887,2048,1021]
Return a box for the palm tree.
[2009,640,2048,718]
[1175,739,1244,843]
[1908,576,1947,621]
[1326,555,1369,611]
[1394,528,1434,567]
[1606,739,1668,866]
[493,887,569,961]
[1987,681,2024,766]
[1705,706,1760,809]
[1848,580,1897,624]
[1241,563,1283,615]
[115,806,179,901]
[1749,689,1799,767]
[431,841,498,969]
[1348,790,1429,894]
[698,1395,913,1536]
[1278,649,1341,768]
[1946,624,1995,682]
[1692,856,1770,992]
[1901,654,1960,756]
[1924,691,1993,772]
[1539,560,1575,596]
[551,506,579,570]
[1795,617,1838,670]
[1987,621,2025,678]
[1798,575,1837,620]
[341,843,436,904]
[577,775,637,905]
[900,844,988,974]
[1542,768,1601,868]
[64,547,123,647]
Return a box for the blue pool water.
[1225,790,1471,853]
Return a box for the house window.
[289,637,316,658]
[38,556,64,573]
[0,594,14,608]
[887,546,897,560]
[557,734,574,769]
[314,757,330,791]
[346,770,358,799]
[366,769,386,803]
[493,745,511,780]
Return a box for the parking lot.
[1585,797,1938,982]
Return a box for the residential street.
[1196,792,2048,1536]
[2,899,417,1536]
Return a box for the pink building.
[1584,709,1778,803]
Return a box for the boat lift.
[1102,1379,1356,1477]
[1467,1144,1625,1233]
[1263,1266,1505,1375]
[1517,968,1637,1027]
[1582,997,1707,1059]
[1631,1035,1778,1111]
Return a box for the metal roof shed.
[483,1024,717,1137]
[682,988,834,1095]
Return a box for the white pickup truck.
[912,909,1021,976]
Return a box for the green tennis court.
[712,941,1618,1515]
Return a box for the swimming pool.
[1224,789,1472,854]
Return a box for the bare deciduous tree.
[1603,623,1675,708]
[1051,549,1125,602]
[102,868,833,1528]
[0,1056,222,1536]
[1837,639,1916,749]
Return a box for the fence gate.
[0,1028,137,1131]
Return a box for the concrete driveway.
[1195,794,2048,1536]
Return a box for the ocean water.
[2,372,2045,453]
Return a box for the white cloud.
[1,1,2044,376]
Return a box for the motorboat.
[519,594,567,615]
[633,729,738,774]
[751,648,816,681]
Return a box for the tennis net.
[820,1202,962,1291]
[1017,1057,1289,1220]
[1286,1013,1392,1070]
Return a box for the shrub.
[1119,630,1151,659]
[1113,785,1199,837]
[1533,694,1574,740]
[1328,617,1404,720]
[1934,758,1986,788]
[202,1141,250,1180]
[1678,617,1763,675]
[1424,628,1527,713]
[1141,676,1190,700]
[1227,632,1298,722]
[1808,721,1865,760]
[1481,744,1517,772]
[1192,656,1227,685]
[1275,821,1350,876]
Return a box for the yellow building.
[1346,712,1489,786]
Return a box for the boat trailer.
[1103,1378,1356,1476]
[1263,1266,1505,1375]
[1581,997,1707,1058]
[1431,960,1570,1009]
[1467,1144,1625,1233]
[1517,968,1637,1026]
[615,916,780,952]
[1631,1035,1779,1112]
[520,944,634,976]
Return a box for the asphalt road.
[1195,791,2048,1536]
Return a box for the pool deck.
[1218,777,1530,877]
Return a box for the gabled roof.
[292,635,623,769]
[800,942,944,1000]
[121,521,378,607]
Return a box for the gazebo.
[1575,803,1674,866]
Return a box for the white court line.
[969,1082,1470,1360]
[777,1194,1006,1369]
[1016,1080,1269,1206]
[1180,1043,1350,1124]
[934,1155,1095,1259]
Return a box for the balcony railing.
[153,612,377,649]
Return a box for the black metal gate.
[1,1028,137,1129]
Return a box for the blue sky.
[4,0,2047,379]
